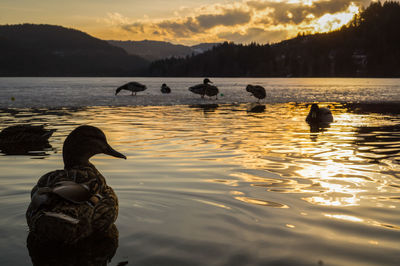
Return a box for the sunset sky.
[1,0,381,45]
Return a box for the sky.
[0,0,381,45]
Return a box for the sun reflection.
[324,213,400,230]
[235,196,289,208]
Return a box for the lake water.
[0,78,399,266]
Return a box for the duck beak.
[104,144,127,159]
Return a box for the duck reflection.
[27,224,118,266]
[354,125,400,162]
[0,141,53,156]
[247,103,266,113]
[189,104,219,113]
[345,102,400,115]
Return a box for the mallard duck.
[189,78,219,99]
[0,125,56,144]
[26,125,126,244]
[115,81,147,96]
[0,125,55,155]
[306,103,334,124]
[246,85,266,102]
[161,83,171,94]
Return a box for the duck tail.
[42,129,56,140]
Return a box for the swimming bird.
[161,83,171,94]
[115,82,147,96]
[189,78,219,99]
[246,85,266,102]
[0,125,56,144]
[306,103,334,124]
[26,125,126,244]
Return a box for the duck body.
[246,85,266,101]
[0,125,55,144]
[189,78,218,99]
[306,103,334,124]
[115,81,147,96]
[26,125,126,244]
[205,85,219,99]
[161,83,171,94]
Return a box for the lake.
[0,78,399,266]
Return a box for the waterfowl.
[306,103,334,124]
[115,81,147,96]
[0,125,55,144]
[205,84,219,99]
[26,125,126,244]
[246,85,266,102]
[189,78,219,99]
[161,83,171,94]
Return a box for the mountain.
[0,24,149,76]
[147,1,400,78]
[108,40,219,61]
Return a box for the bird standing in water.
[246,85,266,102]
[26,125,126,244]
[189,78,219,99]
[115,82,147,96]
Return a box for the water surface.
[0,78,399,266]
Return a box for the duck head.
[309,103,320,119]
[203,78,212,84]
[63,125,126,168]
[246,85,253,93]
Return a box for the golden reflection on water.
[1,103,399,213]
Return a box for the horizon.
[0,0,389,46]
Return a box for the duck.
[161,83,171,94]
[0,125,56,144]
[306,103,334,124]
[189,78,219,99]
[246,85,266,102]
[26,125,126,244]
[115,81,147,96]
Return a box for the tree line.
[147,1,400,77]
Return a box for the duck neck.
[63,143,94,169]
[63,153,92,169]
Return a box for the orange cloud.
[96,0,374,44]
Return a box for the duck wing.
[189,84,206,95]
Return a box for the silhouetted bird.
[0,125,55,144]
[26,125,126,244]
[246,85,266,102]
[0,125,55,156]
[115,82,147,96]
[306,103,334,124]
[189,78,219,99]
[161,83,171,94]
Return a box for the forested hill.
[0,24,148,76]
[147,1,400,78]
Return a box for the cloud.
[219,27,289,44]
[98,0,378,44]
